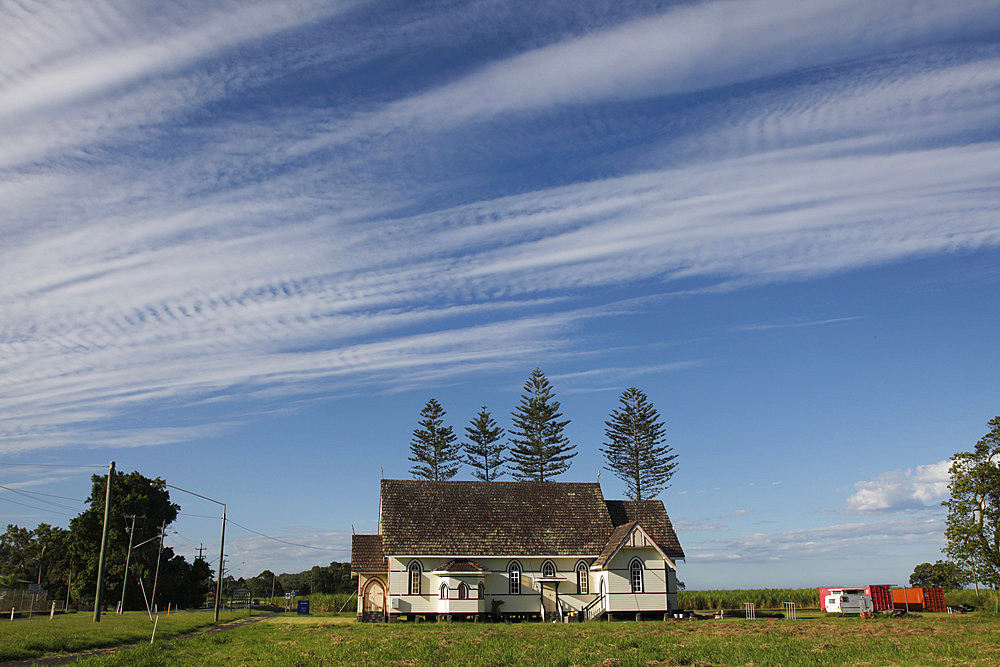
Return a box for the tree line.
[1,470,213,611]
[232,561,354,599]
[408,368,678,500]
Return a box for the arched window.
[477,582,485,599]
[408,560,422,596]
[458,582,469,600]
[508,560,522,595]
[439,583,448,599]
[629,558,644,594]
[576,561,589,595]
[541,560,556,578]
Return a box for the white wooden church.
[351,479,684,622]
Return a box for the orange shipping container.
[891,587,945,612]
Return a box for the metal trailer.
[892,587,946,612]
[823,588,874,614]
[817,584,892,611]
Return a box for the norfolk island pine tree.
[408,398,462,480]
[601,387,677,501]
[463,406,507,481]
[508,368,576,482]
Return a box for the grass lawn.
[70,612,1000,666]
[0,610,246,662]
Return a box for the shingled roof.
[379,480,615,556]
[351,534,386,573]
[605,499,685,559]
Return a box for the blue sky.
[2,0,999,589]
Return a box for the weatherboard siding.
[386,555,601,615]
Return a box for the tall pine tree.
[508,368,576,481]
[408,398,461,480]
[601,387,677,500]
[463,406,506,481]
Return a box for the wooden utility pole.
[150,520,166,616]
[163,483,226,623]
[215,505,226,622]
[120,514,141,614]
[93,461,115,622]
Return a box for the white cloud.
[310,0,1000,139]
[690,516,943,563]
[0,0,355,120]
[846,460,951,512]
[185,526,353,576]
[2,1,998,457]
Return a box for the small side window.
[629,558,644,594]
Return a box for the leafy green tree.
[1,524,74,602]
[508,368,575,481]
[408,398,461,481]
[69,471,180,610]
[67,470,209,610]
[155,555,213,609]
[463,406,507,481]
[943,416,1000,608]
[0,524,33,584]
[248,569,281,598]
[909,560,969,589]
[601,387,677,500]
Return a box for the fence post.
[783,602,796,619]
[744,602,755,619]
[50,601,56,620]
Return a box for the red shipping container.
[891,587,946,612]
[817,585,893,611]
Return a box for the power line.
[16,489,86,502]
[0,484,82,512]
[176,512,223,520]
[225,518,344,552]
[0,462,107,468]
[0,495,75,516]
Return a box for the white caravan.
[824,588,874,614]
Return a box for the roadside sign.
[27,583,42,595]
[297,599,310,615]
[284,592,291,599]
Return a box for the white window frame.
[576,561,589,595]
[439,583,448,599]
[408,560,422,596]
[458,582,469,600]
[541,559,556,578]
[508,560,522,595]
[629,558,644,594]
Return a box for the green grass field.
[66,611,1000,666]
[0,610,244,662]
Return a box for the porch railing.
[578,593,606,622]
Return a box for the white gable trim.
[592,523,677,571]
